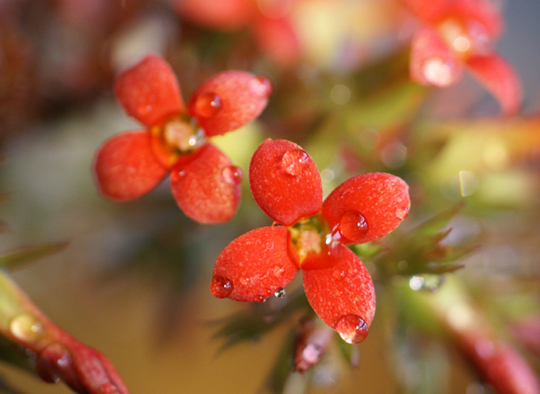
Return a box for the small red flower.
[210,139,410,343]
[93,54,272,223]
[401,0,522,114]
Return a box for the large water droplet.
[409,274,445,292]
[332,269,345,280]
[339,210,368,242]
[281,149,309,176]
[395,207,409,220]
[194,92,222,118]
[273,265,284,276]
[36,343,71,384]
[249,76,273,98]
[334,315,369,344]
[222,165,243,185]
[274,288,286,298]
[210,275,233,298]
[10,313,45,342]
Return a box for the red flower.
[93,54,272,223]
[210,139,410,343]
[401,0,522,114]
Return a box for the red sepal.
[187,71,272,136]
[249,139,323,227]
[170,143,241,224]
[114,54,184,127]
[303,246,375,344]
[410,26,463,87]
[93,131,168,201]
[466,54,522,115]
[210,226,299,302]
[322,173,410,244]
[173,0,254,30]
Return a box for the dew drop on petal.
[409,274,445,292]
[274,288,286,298]
[222,165,243,185]
[9,313,45,342]
[281,149,309,176]
[422,57,456,87]
[334,315,369,344]
[273,265,285,276]
[98,382,120,394]
[339,210,368,242]
[266,241,274,250]
[332,269,346,280]
[210,275,233,298]
[395,207,409,220]
[194,92,222,118]
[249,76,273,98]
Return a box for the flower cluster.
[401,0,522,114]
[93,54,272,223]
[210,139,410,343]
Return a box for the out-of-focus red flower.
[400,0,522,115]
[93,54,272,223]
[210,139,410,343]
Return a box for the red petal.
[445,0,503,39]
[400,0,448,24]
[114,54,184,127]
[466,54,522,115]
[173,0,255,30]
[249,139,323,226]
[253,16,301,66]
[322,173,410,244]
[303,246,375,344]
[410,27,464,87]
[210,226,299,302]
[187,71,272,136]
[170,143,241,223]
[93,131,168,201]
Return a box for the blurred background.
[1,0,540,393]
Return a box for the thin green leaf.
[0,242,69,270]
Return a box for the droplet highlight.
[395,207,409,220]
[222,165,243,185]
[334,314,369,344]
[9,313,45,342]
[274,288,286,298]
[339,210,368,243]
[281,149,309,176]
[210,275,233,298]
[249,76,273,98]
[422,57,457,87]
[194,92,222,118]
[409,274,445,292]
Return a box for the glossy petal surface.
[211,226,299,302]
[170,143,241,224]
[303,246,375,344]
[410,27,463,87]
[322,173,410,244]
[187,71,272,136]
[466,54,522,115]
[114,54,184,127]
[93,131,168,201]
[249,139,323,226]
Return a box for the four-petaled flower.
[401,0,521,114]
[210,139,410,343]
[93,54,272,223]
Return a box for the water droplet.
[177,169,186,177]
[249,76,273,98]
[222,165,243,185]
[395,207,409,220]
[266,241,274,250]
[274,288,286,298]
[409,274,445,292]
[332,269,345,280]
[339,210,368,242]
[194,92,222,118]
[334,315,369,344]
[10,313,45,342]
[422,57,457,87]
[210,275,233,298]
[98,382,120,394]
[281,149,309,176]
[273,265,284,276]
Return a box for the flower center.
[437,18,492,59]
[289,215,342,270]
[151,115,207,167]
